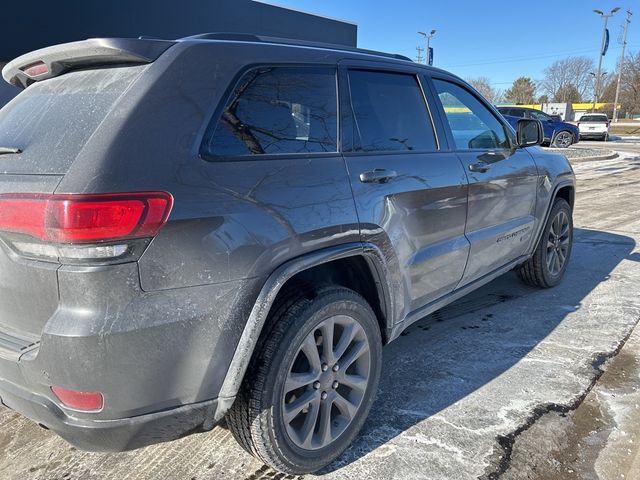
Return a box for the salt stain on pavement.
[0,151,639,480]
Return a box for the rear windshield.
[580,115,608,122]
[0,65,146,175]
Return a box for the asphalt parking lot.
[1,142,639,480]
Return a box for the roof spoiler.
[2,38,175,89]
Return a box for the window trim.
[199,64,340,162]
[340,66,441,155]
[427,74,517,153]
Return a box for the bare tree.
[614,50,640,115]
[554,84,582,103]
[466,77,503,103]
[504,77,536,104]
[541,56,595,102]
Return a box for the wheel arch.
[217,243,393,404]
[554,183,575,209]
[529,180,575,255]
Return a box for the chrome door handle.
[469,161,490,173]
[359,169,398,184]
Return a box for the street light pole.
[613,10,632,122]
[592,7,620,112]
[418,29,436,65]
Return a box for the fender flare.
[531,179,575,253]
[216,242,393,405]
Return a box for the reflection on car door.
[340,66,470,316]
[430,77,539,286]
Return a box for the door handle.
[359,169,398,184]
[469,161,490,173]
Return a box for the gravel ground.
[1,148,639,480]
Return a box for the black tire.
[518,198,573,288]
[226,286,382,474]
[552,130,573,148]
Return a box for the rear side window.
[201,67,338,158]
[0,66,146,175]
[346,70,437,152]
[433,79,510,150]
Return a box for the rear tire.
[518,198,573,288]
[226,286,382,474]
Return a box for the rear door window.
[201,67,338,158]
[345,70,437,152]
[433,79,510,150]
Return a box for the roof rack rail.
[181,32,413,63]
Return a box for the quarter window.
[346,70,437,152]
[201,67,338,157]
[433,79,510,150]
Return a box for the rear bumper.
[579,131,608,139]
[0,375,233,451]
[0,263,261,451]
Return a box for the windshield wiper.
[0,147,22,155]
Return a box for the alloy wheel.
[281,314,371,451]
[546,210,571,276]
[554,131,572,148]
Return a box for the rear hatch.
[0,39,172,343]
[578,115,610,134]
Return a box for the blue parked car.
[497,107,579,148]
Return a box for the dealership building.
[0,0,356,105]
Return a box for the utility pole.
[592,7,620,112]
[418,30,436,65]
[613,10,632,122]
[415,46,424,64]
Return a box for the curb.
[544,147,619,162]
[569,151,619,162]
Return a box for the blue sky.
[270,0,636,90]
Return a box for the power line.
[441,44,639,69]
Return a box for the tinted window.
[346,70,437,152]
[433,79,510,150]
[202,67,337,157]
[509,109,526,118]
[580,115,609,122]
[498,108,517,117]
[529,110,551,121]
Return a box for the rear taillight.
[0,192,173,243]
[51,386,104,412]
[0,192,173,263]
[21,61,49,78]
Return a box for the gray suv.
[0,34,575,474]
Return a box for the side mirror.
[516,119,544,147]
